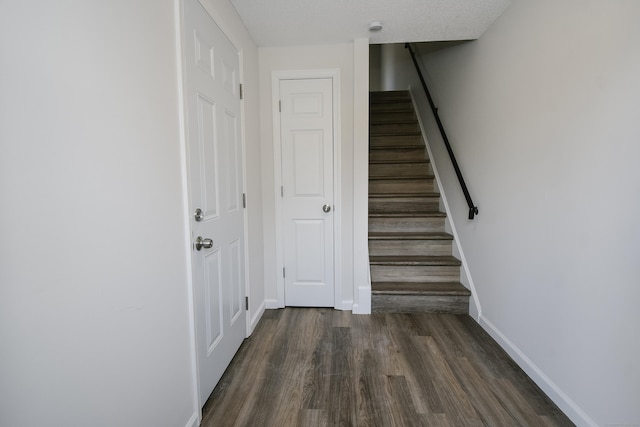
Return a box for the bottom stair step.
[371,282,470,314]
[372,281,471,296]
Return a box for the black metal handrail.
[405,43,479,220]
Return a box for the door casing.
[271,69,343,309]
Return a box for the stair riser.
[370,135,423,148]
[370,112,416,124]
[369,198,440,213]
[372,294,469,314]
[370,92,411,102]
[370,103,413,113]
[369,217,445,233]
[369,180,435,194]
[370,123,420,135]
[369,163,432,177]
[370,265,460,283]
[370,149,426,162]
[368,240,452,256]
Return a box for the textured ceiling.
[229,0,511,46]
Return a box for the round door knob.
[195,236,213,251]
[322,204,331,213]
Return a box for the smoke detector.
[369,21,383,32]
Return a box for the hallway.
[202,309,573,426]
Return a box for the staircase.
[369,91,471,313]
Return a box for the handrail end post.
[468,206,479,220]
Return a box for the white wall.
[385,0,640,425]
[0,1,196,426]
[259,44,357,309]
[199,0,265,332]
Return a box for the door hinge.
[239,83,243,100]
[245,296,249,311]
[242,193,246,208]
[278,100,281,112]
[283,267,286,278]
[280,186,284,197]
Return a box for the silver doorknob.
[195,236,213,251]
[322,204,331,213]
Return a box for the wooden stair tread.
[369,142,425,151]
[369,255,461,266]
[369,192,439,198]
[370,135,423,142]
[370,119,417,125]
[370,106,413,114]
[369,212,446,218]
[370,131,422,136]
[368,232,452,240]
[369,175,435,181]
[369,159,429,164]
[372,281,471,296]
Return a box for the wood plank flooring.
[201,309,574,427]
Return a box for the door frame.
[272,69,343,309]
[175,0,252,415]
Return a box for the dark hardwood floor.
[201,308,574,427]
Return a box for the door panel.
[293,219,326,280]
[183,0,246,405]
[280,78,334,307]
[204,249,222,352]
[196,94,219,218]
[292,131,325,195]
[224,110,241,212]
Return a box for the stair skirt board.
[368,90,470,314]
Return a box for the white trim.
[408,86,482,321]
[271,75,285,308]
[336,299,354,311]
[478,315,597,427]
[352,37,371,314]
[196,0,242,54]
[352,282,372,315]
[175,0,202,421]
[237,47,253,338]
[183,412,200,427]
[265,299,280,309]
[271,69,342,309]
[248,300,266,334]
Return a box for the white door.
[182,0,246,405]
[280,78,335,307]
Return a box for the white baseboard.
[265,299,356,311]
[248,300,266,335]
[184,412,199,427]
[335,299,353,311]
[265,299,281,309]
[352,286,371,314]
[478,315,597,427]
